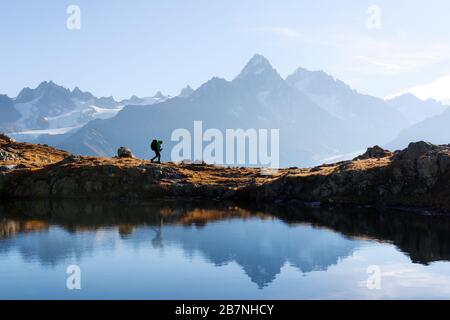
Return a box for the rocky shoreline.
[1,134,450,212]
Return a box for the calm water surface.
[1,200,450,299]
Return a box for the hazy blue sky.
[1,0,450,100]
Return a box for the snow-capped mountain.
[5,54,445,167]
[53,55,347,166]
[1,81,171,141]
[6,81,120,134]
[13,81,77,131]
[40,54,427,167]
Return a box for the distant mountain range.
[0,81,174,139]
[389,74,450,105]
[388,107,450,150]
[1,54,448,167]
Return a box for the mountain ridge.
[2,54,448,167]
[42,54,437,167]
[1,81,174,139]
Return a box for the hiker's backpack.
[151,139,158,151]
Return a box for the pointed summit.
[35,80,69,93]
[246,53,273,68]
[37,80,52,88]
[179,85,194,98]
[71,86,94,101]
[15,87,35,104]
[120,95,145,105]
[235,54,278,80]
[154,91,165,99]
[15,81,69,104]
[36,80,61,92]
[286,67,353,97]
[94,96,118,108]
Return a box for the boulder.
[0,133,13,142]
[397,141,437,161]
[117,147,134,158]
[354,145,392,160]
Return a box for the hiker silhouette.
[150,139,163,163]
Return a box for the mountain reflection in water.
[1,200,450,294]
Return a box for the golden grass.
[1,136,392,186]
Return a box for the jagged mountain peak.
[179,85,194,98]
[71,86,95,102]
[36,81,71,95]
[15,80,72,105]
[247,53,272,66]
[37,80,56,88]
[235,54,280,81]
[8,56,445,170]
[119,95,144,106]
[94,96,118,108]
[194,77,229,95]
[153,91,163,98]
[286,67,352,94]
[287,67,335,84]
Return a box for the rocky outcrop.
[117,146,134,158]
[239,141,450,211]
[354,145,392,160]
[1,135,450,211]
